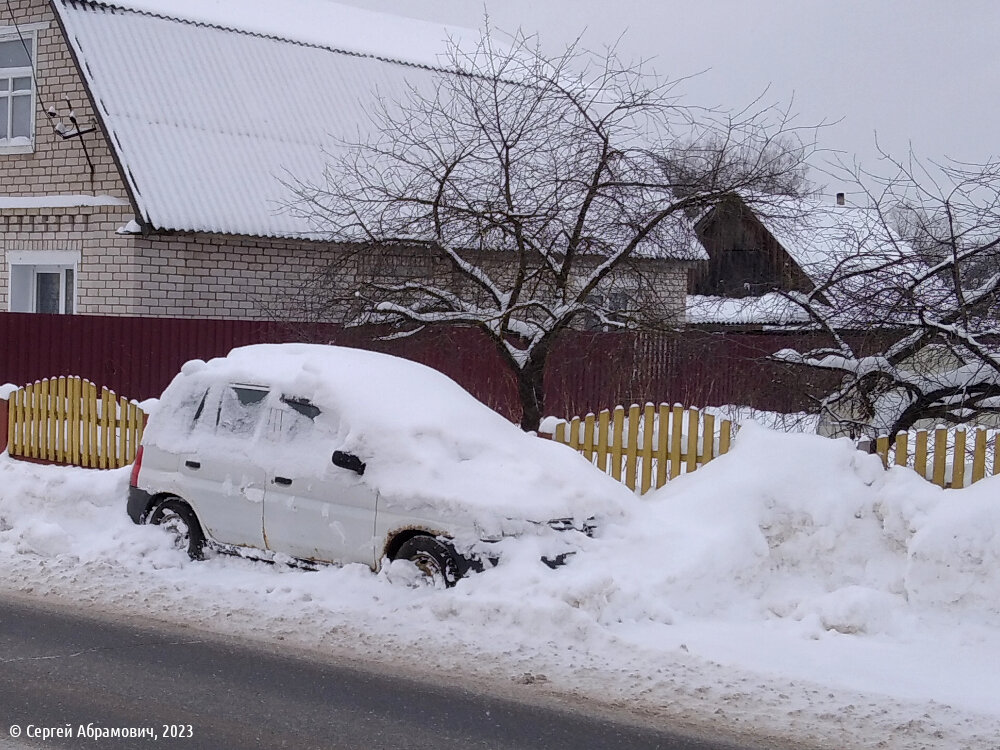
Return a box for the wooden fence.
[548,403,736,494]
[874,427,998,489]
[548,403,999,494]
[5,377,146,469]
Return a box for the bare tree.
[291,27,815,430]
[773,150,1000,439]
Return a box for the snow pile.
[3,424,1000,747]
[0,459,172,566]
[465,423,1000,638]
[703,403,819,433]
[904,480,1000,611]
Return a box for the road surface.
[0,597,758,749]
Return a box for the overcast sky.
[336,0,999,197]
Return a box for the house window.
[8,250,79,314]
[0,31,35,153]
[582,290,633,331]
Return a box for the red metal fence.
[0,312,842,422]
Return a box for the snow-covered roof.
[685,293,810,326]
[698,195,949,324]
[756,199,910,290]
[54,0,459,239]
[53,1,704,261]
[96,0,474,69]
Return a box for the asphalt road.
[0,598,753,750]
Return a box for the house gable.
[0,0,137,314]
[690,194,813,298]
[0,0,129,199]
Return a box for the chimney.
[836,192,845,206]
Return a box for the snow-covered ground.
[3,424,1000,749]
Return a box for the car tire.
[393,536,461,587]
[149,497,206,561]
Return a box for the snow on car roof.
[148,344,635,525]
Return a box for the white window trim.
[8,249,80,314]
[0,26,38,155]
[0,23,50,34]
[8,249,79,266]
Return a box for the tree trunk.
[513,344,552,432]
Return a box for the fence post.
[0,389,8,454]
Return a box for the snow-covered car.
[127,344,632,584]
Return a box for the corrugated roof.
[52,1,706,262]
[55,0,444,239]
[93,0,474,70]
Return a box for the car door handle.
[274,476,293,486]
[185,460,201,469]
[332,451,366,475]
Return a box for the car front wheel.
[149,497,206,560]
[393,536,461,587]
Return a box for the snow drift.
[3,422,1000,747]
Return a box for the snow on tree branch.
[773,149,1000,438]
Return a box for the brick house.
[0,0,700,323]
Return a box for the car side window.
[264,395,321,443]
[217,385,270,437]
[281,395,321,421]
[163,386,210,435]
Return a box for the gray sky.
[338,0,999,195]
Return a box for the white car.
[127,344,632,584]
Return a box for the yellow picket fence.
[548,402,999,493]
[874,427,998,489]
[548,403,736,495]
[6,377,146,469]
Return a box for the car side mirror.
[332,450,366,476]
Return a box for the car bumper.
[127,486,154,525]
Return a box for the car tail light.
[129,445,144,487]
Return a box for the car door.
[261,396,378,566]
[178,384,268,550]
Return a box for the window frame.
[0,27,37,154]
[7,249,79,314]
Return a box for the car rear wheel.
[149,497,205,561]
[393,536,460,587]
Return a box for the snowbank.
[3,424,1000,748]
